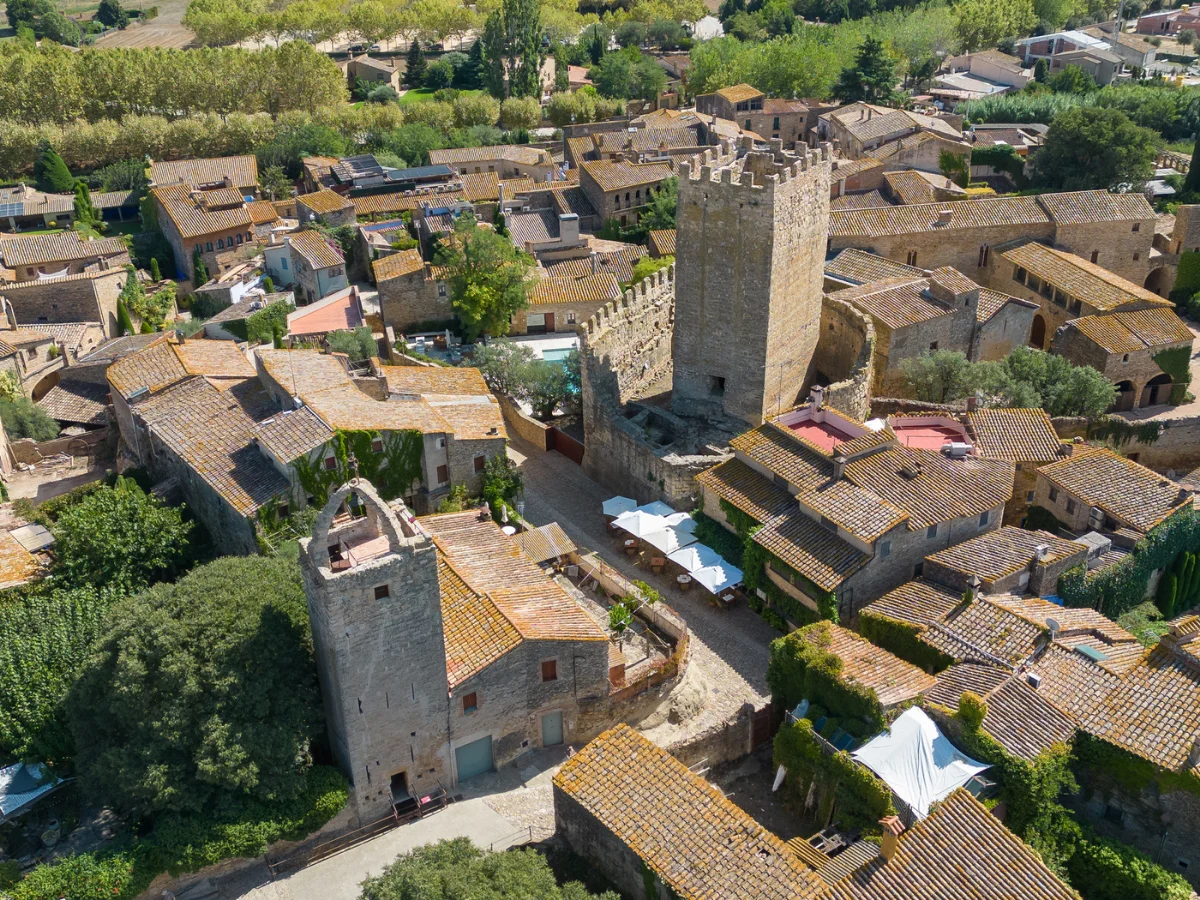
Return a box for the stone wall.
[499,394,551,450]
[554,789,655,900]
[377,269,450,333]
[974,297,1036,362]
[813,293,874,421]
[1,268,126,337]
[1050,415,1200,476]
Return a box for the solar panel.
[0,202,23,218]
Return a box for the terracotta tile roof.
[36,377,109,426]
[462,174,536,202]
[554,724,827,900]
[967,407,1061,462]
[0,233,127,268]
[806,622,937,707]
[751,509,870,592]
[1027,641,1125,722]
[0,528,39,589]
[831,157,884,181]
[518,522,576,563]
[1066,307,1194,354]
[297,189,353,215]
[174,339,256,380]
[288,289,362,336]
[825,789,1076,900]
[544,245,647,283]
[977,674,1078,761]
[423,394,506,440]
[1000,241,1169,311]
[882,170,939,205]
[289,230,344,269]
[151,155,258,189]
[1038,447,1190,532]
[254,405,333,462]
[830,103,962,145]
[924,662,1010,709]
[436,553,523,686]
[829,190,892,211]
[1039,190,1153,225]
[507,208,560,246]
[714,83,764,103]
[921,597,1047,668]
[529,274,621,307]
[381,365,490,396]
[926,527,1083,585]
[135,376,288,516]
[429,145,549,167]
[830,193,1049,238]
[152,183,252,240]
[844,447,1013,531]
[825,249,923,286]
[581,159,673,193]
[834,277,954,330]
[107,335,187,398]
[648,229,676,258]
[79,333,160,365]
[373,248,425,281]
[424,511,606,646]
[206,291,291,327]
[695,458,794,524]
[860,579,963,629]
[18,322,96,351]
[353,190,465,217]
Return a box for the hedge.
[766,622,885,730]
[1169,250,1200,304]
[858,610,954,674]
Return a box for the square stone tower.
[671,139,833,425]
[299,481,450,819]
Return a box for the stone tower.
[299,481,450,819]
[671,139,833,426]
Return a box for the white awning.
[667,543,725,572]
[691,561,743,594]
[611,510,668,538]
[635,500,676,517]
[851,708,989,819]
[602,496,637,517]
[641,525,698,555]
[663,512,697,534]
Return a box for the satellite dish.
[1046,617,1061,634]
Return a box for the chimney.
[832,455,847,480]
[966,395,978,412]
[810,385,824,412]
[879,816,904,861]
[935,209,953,226]
[590,253,597,275]
[1035,543,1050,561]
[1189,735,1200,769]
[558,213,580,245]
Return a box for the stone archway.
[30,369,60,402]
[1144,266,1174,298]
[1141,373,1173,408]
[1029,314,1047,349]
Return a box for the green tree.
[470,338,537,397]
[326,326,379,361]
[96,0,129,29]
[591,49,667,102]
[259,165,293,201]
[1033,107,1157,191]
[192,250,210,285]
[117,299,135,336]
[1180,28,1197,46]
[149,257,162,282]
[463,37,486,90]
[1048,63,1097,94]
[33,142,75,193]
[434,214,533,339]
[480,12,508,97]
[954,0,1037,53]
[52,476,192,592]
[73,182,103,234]
[637,176,678,232]
[1184,139,1200,198]
[1034,57,1049,83]
[499,95,542,130]
[760,0,796,37]
[67,551,323,818]
[525,361,573,419]
[480,0,546,99]
[0,394,59,441]
[630,254,673,283]
[359,838,620,900]
[1157,571,1178,617]
[899,349,971,403]
[835,35,898,104]
[615,20,647,47]
[406,39,428,87]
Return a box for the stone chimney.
[935,209,953,226]
[558,213,580,245]
[832,455,847,480]
[879,816,904,861]
[810,384,824,413]
[966,395,978,412]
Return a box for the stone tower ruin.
[299,481,450,818]
[671,139,833,426]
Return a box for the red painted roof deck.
[787,418,855,453]
[891,423,968,450]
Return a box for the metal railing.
[488,824,555,851]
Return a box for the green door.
[454,735,494,782]
[541,711,564,746]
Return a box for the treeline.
[0,41,346,125]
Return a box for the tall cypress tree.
[1183,138,1200,197]
[405,39,427,88]
[462,38,485,90]
[34,144,75,194]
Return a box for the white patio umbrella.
[612,510,668,538]
[641,524,699,555]
[691,561,743,594]
[635,500,677,517]
[602,496,637,517]
[666,543,725,572]
[663,511,698,534]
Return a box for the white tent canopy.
[691,561,743,594]
[602,496,637,517]
[611,510,668,538]
[664,512,697,534]
[635,501,677,517]
[641,525,698,556]
[851,708,989,819]
[667,543,725,572]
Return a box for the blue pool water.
[541,348,573,363]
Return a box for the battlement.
[583,263,675,341]
[678,138,834,196]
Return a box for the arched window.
[635,189,641,202]
[614,196,620,209]
[217,238,225,250]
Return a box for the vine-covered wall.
[292,430,424,504]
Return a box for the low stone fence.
[11,427,109,466]
[499,394,551,450]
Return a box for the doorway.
[390,771,409,804]
[541,711,564,746]
[1029,314,1047,349]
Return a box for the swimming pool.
[541,348,574,363]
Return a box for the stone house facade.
[346,55,401,92]
[296,189,357,228]
[578,159,674,229]
[512,274,620,335]
[0,233,129,283]
[695,84,811,148]
[429,145,560,182]
[152,183,261,283]
[301,483,612,819]
[372,249,451,333]
[1052,308,1194,411]
[0,267,127,337]
[263,231,348,305]
[828,191,1155,289]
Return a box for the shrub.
[325,326,379,361]
[767,622,884,727]
[859,611,954,673]
[0,394,59,441]
[956,690,988,731]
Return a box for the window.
[277,502,289,518]
[1091,250,1099,264]
[541,660,557,682]
[1026,490,1035,502]
[625,192,630,205]
[1132,222,1141,232]
[437,464,449,484]
[927,524,938,539]
[437,282,447,298]
[913,562,924,578]
[1027,275,1041,292]
[371,437,384,452]
[323,455,337,470]
[1066,499,1077,515]
[236,233,243,244]
[1013,266,1027,285]
[474,455,486,473]
[462,692,478,713]
[1122,353,1130,363]
[194,244,202,254]
[979,510,990,527]
[745,119,751,129]
[1127,452,1140,463]
[1049,487,1059,502]
[773,116,780,130]
[614,196,620,209]
[437,436,446,448]
[977,244,990,267]
[929,341,939,351]
[374,584,390,600]
[281,258,288,270]
[567,311,576,324]
[905,251,918,266]
[635,189,641,202]
[205,242,213,252]
[709,375,726,395]
[879,540,891,558]
[1133,252,1139,261]
[217,238,225,250]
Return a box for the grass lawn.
[397,88,486,106]
[104,219,146,237]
